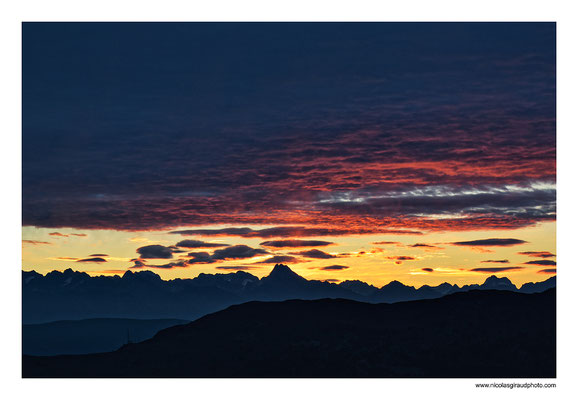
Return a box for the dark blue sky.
[22,23,555,232]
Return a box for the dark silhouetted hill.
[22,288,556,378]
[23,318,188,356]
[22,265,555,323]
[519,276,556,293]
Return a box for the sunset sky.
[22,23,556,287]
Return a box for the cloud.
[481,259,510,264]
[211,245,269,260]
[168,246,187,254]
[131,259,146,268]
[170,228,254,237]
[131,260,188,269]
[386,256,417,264]
[175,239,230,248]
[254,255,301,264]
[148,261,188,269]
[524,260,556,266]
[372,241,402,246]
[215,266,261,271]
[518,251,556,258]
[76,257,107,263]
[421,267,434,272]
[21,25,555,234]
[538,268,556,274]
[323,279,341,283]
[410,243,444,250]
[290,249,337,259]
[451,238,527,247]
[22,240,51,245]
[89,253,109,257]
[170,226,422,238]
[48,232,87,238]
[187,252,216,264]
[470,266,524,273]
[49,232,68,237]
[387,256,416,261]
[136,245,174,259]
[260,240,334,248]
[319,265,349,271]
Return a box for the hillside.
[23,318,188,356]
[23,288,556,378]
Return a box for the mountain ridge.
[22,264,556,323]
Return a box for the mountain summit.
[265,264,306,282]
[481,275,516,291]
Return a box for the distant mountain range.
[23,288,556,378]
[23,264,555,323]
[23,318,188,356]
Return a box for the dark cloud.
[422,267,434,272]
[187,252,216,264]
[89,253,109,257]
[323,279,341,283]
[76,257,107,263]
[538,268,556,274]
[291,249,337,259]
[171,228,254,237]
[147,261,188,269]
[211,245,269,260]
[49,232,68,237]
[170,226,422,238]
[319,265,349,271]
[176,240,230,248]
[260,240,334,248]
[518,251,556,258]
[131,259,145,268]
[386,255,417,265]
[136,245,174,259]
[22,240,51,245]
[22,24,555,232]
[48,232,87,238]
[524,260,556,266]
[130,260,188,269]
[481,260,510,264]
[254,255,301,264]
[451,238,527,247]
[470,267,524,273]
[410,243,443,250]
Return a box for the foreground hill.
[23,288,555,378]
[23,318,188,356]
[22,264,556,323]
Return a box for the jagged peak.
[122,270,161,281]
[483,274,512,284]
[265,264,306,281]
[382,280,413,289]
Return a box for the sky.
[21,22,556,287]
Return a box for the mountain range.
[23,264,555,323]
[23,318,189,356]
